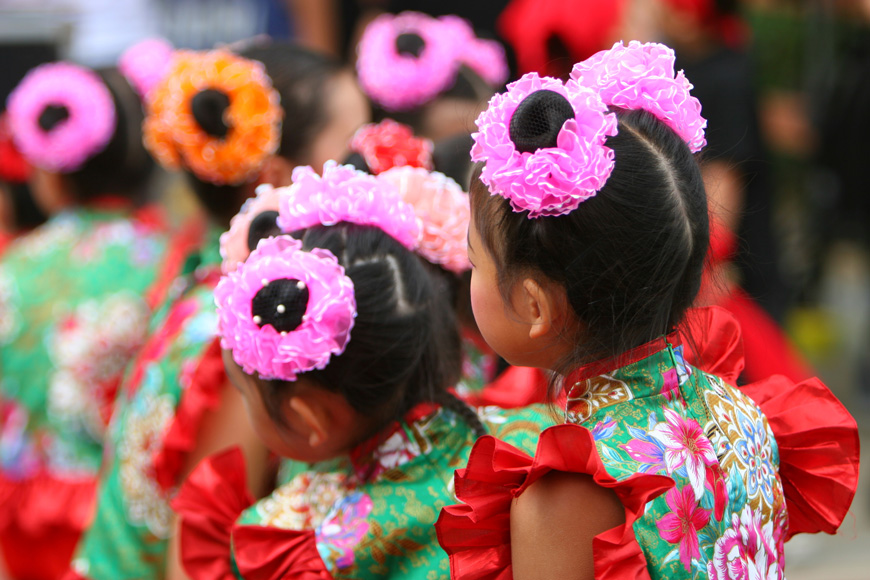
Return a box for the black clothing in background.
[679,47,791,323]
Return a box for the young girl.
[0,51,176,580]
[356,11,508,141]
[436,41,860,579]
[66,43,370,580]
[173,162,546,580]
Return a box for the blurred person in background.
[632,0,813,384]
[65,41,370,580]
[0,50,178,580]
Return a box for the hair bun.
[246,210,280,251]
[191,89,231,138]
[509,89,575,154]
[395,33,426,57]
[252,277,309,333]
[143,49,283,186]
[37,104,70,132]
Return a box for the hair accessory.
[378,166,470,273]
[438,15,509,87]
[277,161,421,251]
[0,113,31,183]
[349,119,433,175]
[119,38,174,99]
[220,183,285,273]
[356,11,507,112]
[6,62,116,173]
[143,49,283,186]
[569,41,707,153]
[472,73,617,218]
[216,235,356,381]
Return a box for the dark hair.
[50,68,154,203]
[471,107,709,378]
[254,222,485,438]
[186,43,345,224]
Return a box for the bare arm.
[510,471,625,580]
[165,379,271,580]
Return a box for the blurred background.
[0,0,867,576]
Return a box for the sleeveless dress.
[0,204,173,579]
[173,402,554,580]
[436,320,859,579]
[66,226,226,580]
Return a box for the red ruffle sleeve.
[152,337,226,493]
[172,447,253,580]
[683,306,860,539]
[436,425,674,580]
[741,375,860,539]
[172,447,333,580]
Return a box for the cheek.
[469,272,499,338]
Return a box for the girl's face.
[467,219,535,367]
[222,349,371,463]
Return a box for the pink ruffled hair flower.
[472,73,618,218]
[439,15,509,87]
[119,38,174,99]
[378,166,471,273]
[356,11,459,112]
[6,62,116,172]
[277,161,421,251]
[570,40,707,153]
[215,235,356,381]
[220,183,285,273]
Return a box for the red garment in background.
[498,0,625,76]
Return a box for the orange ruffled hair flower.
[144,49,283,186]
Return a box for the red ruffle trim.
[172,447,333,580]
[436,425,674,580]
[684,307,859,539]
[152,336,225,493]
[0,471,95,535]
[741,374,861,540]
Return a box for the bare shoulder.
[510,471,624,580]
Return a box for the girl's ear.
[287,395,329,448]
[519,277,570,341]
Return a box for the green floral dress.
[439,337,797,579]
[173,402,554,580]
[68,228,225,580]
[0,205,170,576]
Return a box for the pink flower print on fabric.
[277,162,421,251]
[316,491,374,571]
[707,505,784,580]
[591,415,617,441]
[7,62,116,172]
[706,463,729,522]
[471,73,617,218]
[570,40,707,153]
[649,408,718,501]
[356,11,460,112]
[215,235,356,381]
[662,368,681,401]
[119,38,174,98]
[620,422,669,475]
[220,183,285,273]
[656,484,712,571]
[377,166,471,273]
